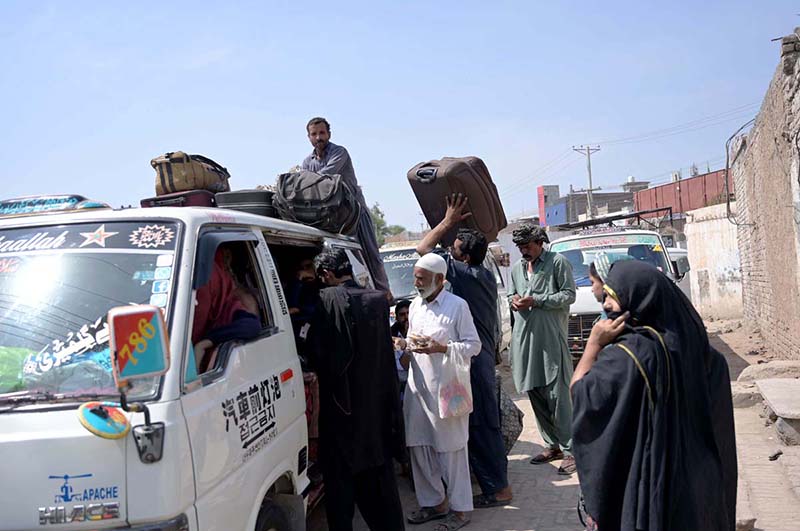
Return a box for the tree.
[370,203,406,246]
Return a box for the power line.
[499,148,573,197]
[500,151,584,198]
[590,103,760,146]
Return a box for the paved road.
[309,364,584,531]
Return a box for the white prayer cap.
[415,253,447,276]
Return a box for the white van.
[549,228,690,360]
[0,196,375,531]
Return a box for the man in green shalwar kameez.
[508,224,577,475]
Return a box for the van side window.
[190,240,273,377]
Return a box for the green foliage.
[370,203,406,246]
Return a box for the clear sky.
[0,1,794,230]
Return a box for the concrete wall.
[685,203,742,320]
[731,34,800,359]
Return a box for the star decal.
[79,224,119,248]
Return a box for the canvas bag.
[437,352,474,419]
[496,369,524,455]
[151,151,231,196]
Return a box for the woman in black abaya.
[570,260,736,531]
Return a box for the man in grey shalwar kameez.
[301,116,390,294]
[508,224,577,475]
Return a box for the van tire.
[255,501,290,531]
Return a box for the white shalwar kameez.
[404,288,481,512]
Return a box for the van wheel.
[255,501,290,531]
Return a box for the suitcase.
[407,156,507,245]
[140,190,216,208]
[215,189,278,218]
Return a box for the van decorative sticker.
[382,251,418,262]
[39,473,120,525]
[151,280,169,294]
[0,223,178,255]
[222,374,283,462]
[149,293,168,307]
[156,254,173,267]
[154,267,172,280]
[23,317,111,376]
[0,230,69,253]
[0,257,20,273]
[132,270,156,281]
[551,234,661,252]
[129,225,175,249]
[79,225,119,248]
[269,267,289,315]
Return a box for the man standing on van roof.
[309,248,405,531]
[302,117,391,295]
[416,194,513,509]
[509,223,577,475]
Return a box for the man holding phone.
[508,224,577,475]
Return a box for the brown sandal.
[530,447,564,464]
[407,507,448,525]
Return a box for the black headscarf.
[572,260,736,531]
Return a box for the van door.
[180,228,306,530]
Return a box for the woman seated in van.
[192,247,261,373]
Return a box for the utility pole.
[573,145,601,219]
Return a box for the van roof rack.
[552,207,674,231]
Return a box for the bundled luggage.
[273,170,361,234]
[407,156,507,245]
[215,189,278,218]
[151,151,231,196]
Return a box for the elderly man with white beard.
[403,253,481,531]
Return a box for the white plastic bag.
[437,351,473,419]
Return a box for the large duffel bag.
[140,190,215,208]
[215,189,278,218]
[407,156,507,245]
[273,171,360,234]
[151,151,231,196]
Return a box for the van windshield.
[0,221,179,403]
[550,233,669,286]
[380,249,419,301]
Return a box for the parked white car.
[549,228,690,360]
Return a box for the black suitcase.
[140,190,216,208]
[215,189,278,218]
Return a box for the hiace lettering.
[0,231,68,253]
[39,503,120,525]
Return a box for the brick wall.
[732,34,800,359]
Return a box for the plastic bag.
[437,351,473,419]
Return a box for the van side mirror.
[672,256,691,279]
[105,305,170,463]
[109,305,170,388]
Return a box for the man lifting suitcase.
[301,117,391,295]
